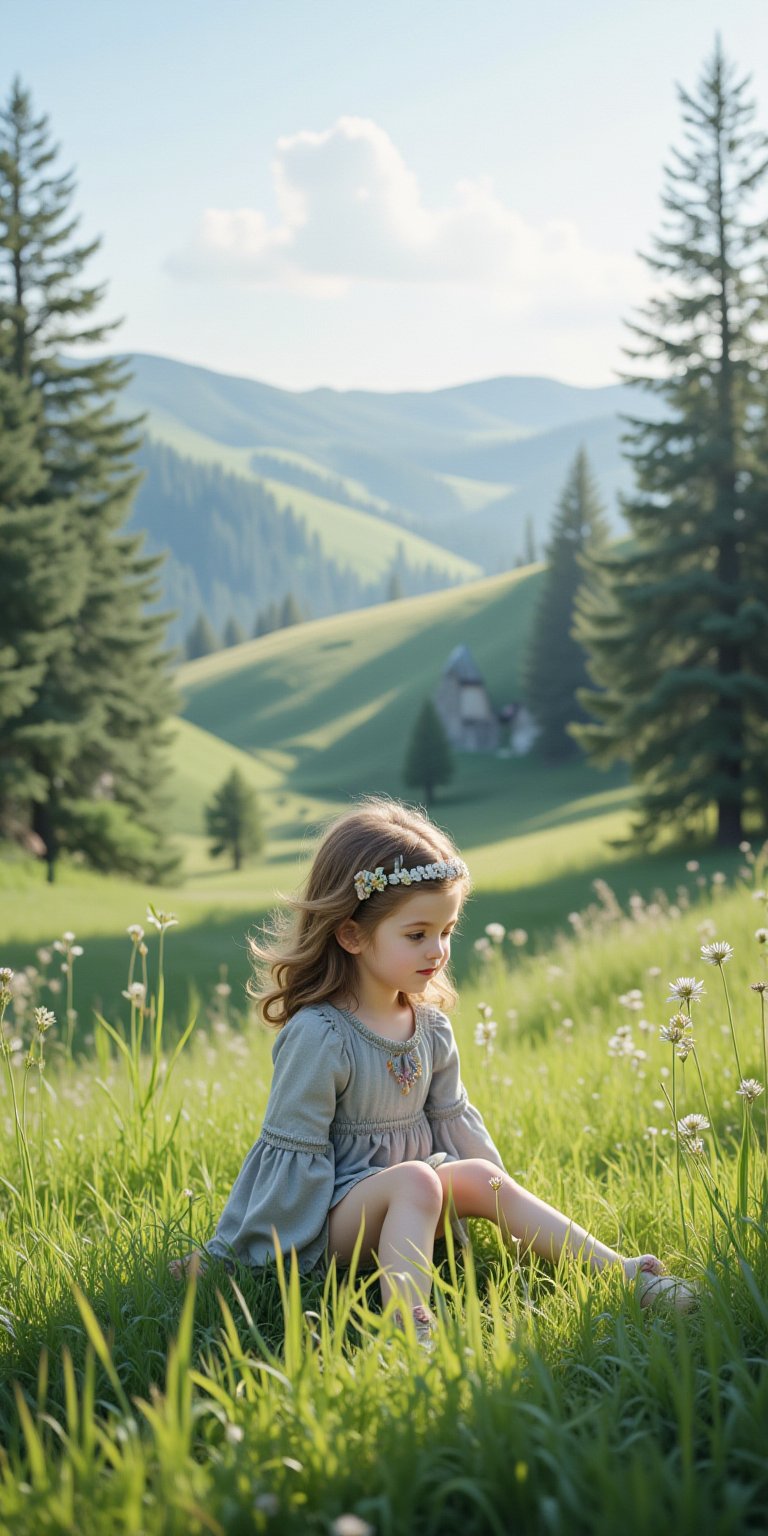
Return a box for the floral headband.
[353,855,469,903]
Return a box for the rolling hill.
[120,353,660,610]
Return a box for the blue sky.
[6,0,768,390]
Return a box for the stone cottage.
[433,645,501,752]
[433,644,539,755]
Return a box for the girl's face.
[341,884,464,1001]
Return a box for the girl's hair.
[248,795,470,1028]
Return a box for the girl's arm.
[425,1009,505,1168]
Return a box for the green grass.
[1,874,767,1533]
[146,411,480,582]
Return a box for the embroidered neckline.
[326,1001,427,1054]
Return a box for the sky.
[5,0,768,392]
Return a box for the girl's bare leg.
[434,1158,641,1273]
[327,1162,444,1310]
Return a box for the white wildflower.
[677,1113,710,1138]
[701,940,734,967]
[34,1007,56,1035]
[510,929,528,947]
[736,1078,765,1105]
[484,923,505,944]
[147,905,179,932]
[127,924,144,944]
[666,977,706,1005]
[618,989,644,1011]
[122,982,147,1008]
[686,860,700,873]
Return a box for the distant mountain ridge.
[118,352,658,632]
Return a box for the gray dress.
[206,1000,505,1273]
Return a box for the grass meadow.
[1,857,767,1535]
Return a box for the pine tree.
[186,613,220,659]
[0,80,178,881]
[403,700,454,807]
[522,449,609,762]
[223,615,246,648]
[279,592,303,628]
[574,42,768,846]
[205,769,264,870]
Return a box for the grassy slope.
[0,568,744,1030]
[145,412,480,582]
[0,879,766,1532]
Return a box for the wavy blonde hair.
[248,796,470,1029]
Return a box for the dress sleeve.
[206,1006,350,1273]
[425,1009,505,1169]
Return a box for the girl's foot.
[392,1303,437,1351]
[168,1249,209,1282]
[623,1253,698,1313]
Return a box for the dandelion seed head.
[736,1078,765,1104]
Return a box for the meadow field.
[0,859,767,1534]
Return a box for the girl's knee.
[447,1158,510,1194]
[391,1161,444,1213]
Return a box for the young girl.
[172,797,694,1336]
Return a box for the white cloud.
[168,115,642,314]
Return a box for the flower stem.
[672,1052,688,1252]
[719,967,743,1081]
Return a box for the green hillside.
[143,412,479,585]
[3,568,741,1030]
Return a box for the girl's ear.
[336,918,364,955]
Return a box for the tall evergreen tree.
[0,80,178,880]
[574,42,768,846]
[205,769,264,871]
[522,449,609,762]
[403,700,454,807]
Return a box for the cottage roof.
[442,644,484,685]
